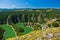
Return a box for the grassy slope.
[1,25,15,39]
[15,22,33,35]
[0,22,33,39]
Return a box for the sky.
[0,0,60,8]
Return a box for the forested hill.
[0,9,60,25]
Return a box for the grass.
[15,22,33,35]
[0,22,33,39]
[1,24,15,39]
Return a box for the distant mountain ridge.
[0,8,60,11]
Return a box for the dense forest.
[0,9,60,29]
[0,9,60,24]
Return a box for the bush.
[52,22,59,27]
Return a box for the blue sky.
[0,0,60,8]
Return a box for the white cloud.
[12,5,16,8]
